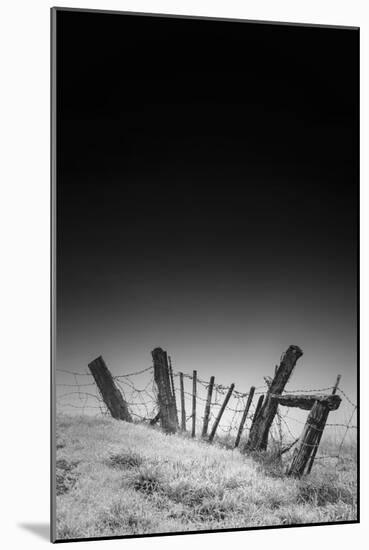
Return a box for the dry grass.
[55,415,357,540]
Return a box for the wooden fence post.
[88,355,132,422]
[286,401,326,477]
[208,384,235,442]
[305,375,341,475]
[152,347,178,434]
[202,376,215,438]
[168,356,178,426]
[179,372,186,431]
[234,386,255,448]
[246,345,303,452]
[192,370,197,438]
[250,395,264,431]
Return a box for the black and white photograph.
[51,8,359,542]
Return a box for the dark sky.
[56,10,358,406]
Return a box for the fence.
[56,365,157,421]
[56,346,357,477]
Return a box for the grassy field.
[55,415,357,540]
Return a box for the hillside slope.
[55,415,356,540]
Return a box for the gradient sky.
[56,11,358,416]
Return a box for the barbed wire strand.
[55,363,357,468]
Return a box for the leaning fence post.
[246,345,303,452]
[286,400,327,477]
[208,384,235,442]
[202,376,215,438]
[152,347,178,434]
[250,394,264,431]
[179,372,186,431]
[192,370,197,438]
[168,356,178,426]
[305,374,342,475]
[235,386,255,448]
[88,355,132,422]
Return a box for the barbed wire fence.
[277,387,357,472]
[172,371,266,442]
[171,371,357,469]
[56,366,157,420]
[55,358,357,474]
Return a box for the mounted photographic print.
[51,8,359,542]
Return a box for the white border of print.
[0,1,367,549]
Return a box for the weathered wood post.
[168,356,178,426]
[305,375,341,475]
[208,384,235,442]
[245,345,303,452]
[286,384,342,477]
[202,376,215,438]
[250,395,264,431]
[286,402,325,477]
[274,365,283,450]
[332,375,342,394]
[235,386,255,448]
[179,372,186,431]
[88,355,132,422]
[152,347,178,434]
[192,370,197,438]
